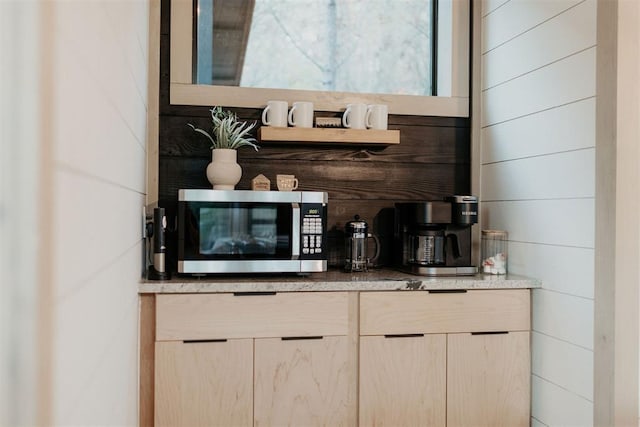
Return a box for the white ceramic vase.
[206,148,242,190]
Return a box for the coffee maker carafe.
[395,195,478,276]
[409,227,460,266]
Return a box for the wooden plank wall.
[479,0,596,426]
[158,0,471,269]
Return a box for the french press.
[344,215,380,272]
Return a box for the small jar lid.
[482,230,508,238]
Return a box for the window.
[195,0,435,96]
[170,0,469,116]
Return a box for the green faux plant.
[188,106,259,151]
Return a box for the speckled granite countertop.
[139,268,540,293]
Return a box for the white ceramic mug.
[262,100,288,127]
[276,174,299,191]
[365,104,388,130]
[342,103,367,129]
[288,101,314,128]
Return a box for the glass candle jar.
[481,230,508,275]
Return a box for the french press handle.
[368,233,381,265]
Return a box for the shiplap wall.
[0,2,43,425]
[480,0,596,425]
[47,1,148,424]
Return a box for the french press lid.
[345,215,368,235]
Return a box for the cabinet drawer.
[360,289,530,335]
[156,292,349,341]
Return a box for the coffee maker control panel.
[447,195,478,225]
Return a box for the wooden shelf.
[258,127,400,146]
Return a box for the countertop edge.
[138,270,541,294]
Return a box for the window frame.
[169,0,470,117]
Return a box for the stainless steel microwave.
[177,189,328,274]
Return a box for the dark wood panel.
[161,0,170,35]
[159,157,469,202]
[159,33,170,112]
[325,201,396,268]
[158,157,210,202]
[160,115,470,163]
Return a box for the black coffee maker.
[395,195,478,276]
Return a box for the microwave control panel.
[300,203,326,259]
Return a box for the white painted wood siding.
[0,3,45,424]
[480,0,596,425]
[48,1,148,424]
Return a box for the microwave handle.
[292,203,300,257]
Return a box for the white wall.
[44,1,149,424]
[479,0,596,425]
[0,2,44,425]
[593,0,640,423]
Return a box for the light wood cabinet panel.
[156,292,349,341]
[360,289,530,335]
[359,334,447,427]
[446,331,531,427]
[254,336,351,427]
[148,289,531,427]
[155,340,253,427]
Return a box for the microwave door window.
[198,205,290,258]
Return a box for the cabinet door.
[447,331,530,427]
[359,334,446,427]
[155,340,253,427]
[254,336,350,427]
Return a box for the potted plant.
[188,106,259,190]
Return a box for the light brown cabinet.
[359,289,531,427]
[154,292,352,427]
[359,334,447,426]
[447,331,530,427]
[254,336,350,426]
[148,288,531,426]
[155,339,253,427]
